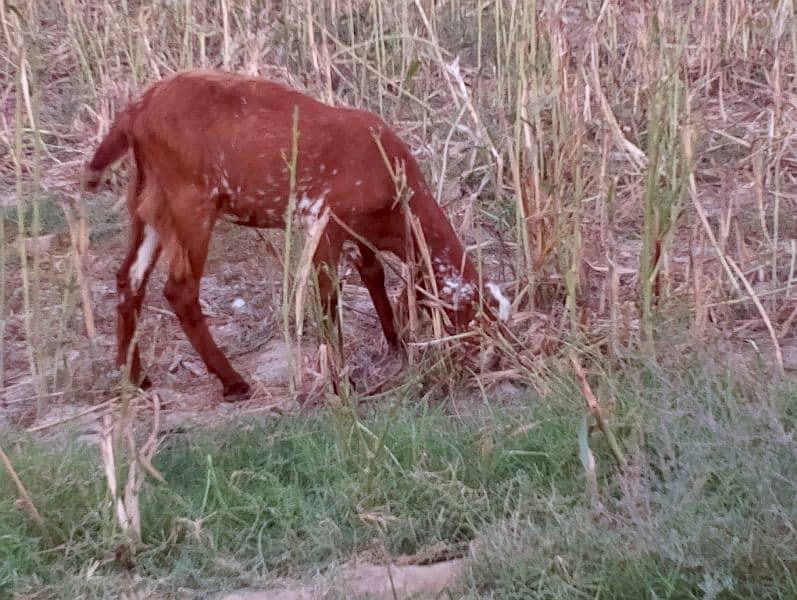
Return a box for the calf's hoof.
[222,380,251,402]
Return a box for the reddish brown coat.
[84,70,499,400]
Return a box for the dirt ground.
[3,218,383,415]
[2,195,535,443]
[217,559,464,600]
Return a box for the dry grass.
[2,1,795,389]
[1,0,796,593]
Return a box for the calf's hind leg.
[116,189,161,388]
[162,204,250,401]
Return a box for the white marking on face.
[130,225,159,293]
[486,282,511,322]
[435,261,474,308]
[442,276,475,308]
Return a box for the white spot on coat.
[220,173,233,196]
[435,260,475,308]
[298,189,330,226]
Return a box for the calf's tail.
[82,107,133,191]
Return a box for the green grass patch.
[1,361,795,598]
[2,193,122,251]
[461,362,797,599]
[2,196,67,238]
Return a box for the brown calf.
[83,70,508,400]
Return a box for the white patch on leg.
[130,225,159,293]
[486,282,511,322]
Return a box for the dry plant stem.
[50,259,79,390]
[0,443,45,530]
[21,31,46,395]
[26,395,120,433]
[692,231,707,339]
[0,160,5,386]
[688,175,784,373]
[58,196,98,387]
[588,42,647,171]
[639,90,664,349]
[100,413,128,538]
[779,305,797,341]
[122,421,142,539]
[569,352,626,470]
[11,39,40,398]
[724,255,785,373]
[294,207,332,340]
[76,191,97,339]
[0,2,10,386]
[436,103,469,203]
[99,393,163,544]
[407,211,445,338]
[578,416,600,509]
[282,107,301,394]
[135,393,164,485]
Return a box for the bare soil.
[218,559,464,600]
[1,211,449,434]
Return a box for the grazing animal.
[83,70,508,400]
